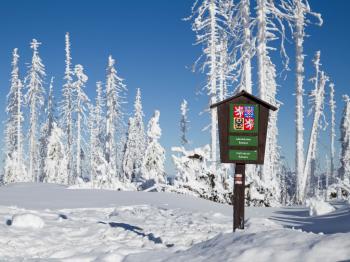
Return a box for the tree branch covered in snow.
[180,99,190,147]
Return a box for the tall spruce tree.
[25,39,46,182]
[3,48,27,184]
[60,32,75,184]
[122,88,146,182]
[302,51,328,200]
[329,83,336,180]
[187,0,232,163]
[339,95,350,183]
[73,64,89,181]
[105,55,127,177]
[281,0,322,202]
[39,77,55,181]
[141,110,166,184]
[44,123,68,185]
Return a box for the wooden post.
[233,163,245,231]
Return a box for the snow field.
[1,184,350,261]
[0,205,230,261]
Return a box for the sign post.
[234,164,245,230]
[210,90,277,232]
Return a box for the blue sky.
[0,0,349,174]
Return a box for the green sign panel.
[229,150,257,161]
[229,104,259,133]
[229,136,258,147]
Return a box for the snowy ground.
[0,183,350,261]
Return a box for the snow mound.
[11,213,45,229]
[306,198,335,216]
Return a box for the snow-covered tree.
[217,34,230,100]
[73,64,89,181]
[255,0,287,205]
[39,77,55,181]
[44,123,68,185]
[88,103,96,182]
[329,83,336,180]
[231,0,254,93]
[339,95,350,183]
[239,0,253,93]
[281,0,322,203]
[95,81,105,148]
[3,48,27,184]
[105,55,127,177]
[187,0,232,163]
[60,32,75,185]
[89,82,109,187]
[122,88,146,182]
[180,99,190,147]
[25,39,46,182]
[302,51,328,201]
[172,145,232,204]
[141,110,166,184]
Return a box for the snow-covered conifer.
[187,0,231,162]
[255,0,287,205]
[229,0,253,93]
[329,83,336,179]
[95,81,105,147]
[122,88,146,182]
[281,0,322,203]
[218,34,230,100]
[39,77,55,181]
[141,110,166,184]
[180,99,190,147]
[172,145,232,204]
[302,51,328,201]
[73,64,89,181]
[3,48,27,184]
[89,82,109,187]
[339,95,350,183]
[44,123,68,184]
[60,32,75,184]
[105,55,127,177]
[25,39,46,182]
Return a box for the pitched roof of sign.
[210,90,278,111]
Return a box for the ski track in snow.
[1,183,350,261]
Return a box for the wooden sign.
[211,90,277,232]
[210,90,277,165]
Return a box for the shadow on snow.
[270,205,350,234]
[97,221,171,246]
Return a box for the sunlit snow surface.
[1,183,350,261]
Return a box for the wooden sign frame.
[211,90,277,165]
